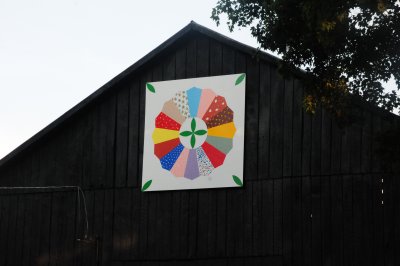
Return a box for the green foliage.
[235,73,246,85]
[146,83,155,93]
[180,118,208,148]
[141,180,152,192]
[232,175,243,187]
[212,0,400,116]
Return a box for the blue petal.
[187,87,202,117]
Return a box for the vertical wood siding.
[0,32,399,266]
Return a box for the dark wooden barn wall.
[0,32,399,266]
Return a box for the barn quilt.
[141,74,245,191]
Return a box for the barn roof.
[0,21,398,169]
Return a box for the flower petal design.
[197,89,217,119]
[201,142,226,168]
[152,128,179,144]
[154,138,180,159]
[173,91,190,118]
[202,96,227,122]
[207,122,236,139]
[152,87,236,180]
[161,99,186,124]
[187,87,202,117]
[155,112,181,130]
[184,149,200,179]
[160,144,184,170]
[170,148,190,177]
[205,136,233,154]
[196,147,214,176]
[206,106,234,128]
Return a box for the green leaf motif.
[232,175,243,187]
[141,179,152,192]
[235,73,246,85]
[191,118,196,132]
[195,130,207,135]
[190,134,196,148]
[146,83,155,93]
[180,131,192,137]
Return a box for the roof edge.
[0,21,398,169]
[0,21,196,168]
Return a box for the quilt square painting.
[141,73,246,191]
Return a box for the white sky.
[0,1,398,160]
[0,0,258,159]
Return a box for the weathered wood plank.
[258,62,271,180]
[196,35,209,77]
[342,175,353,266]
[292,79,303,177]
[283,78,293,177]
[226,189,244,257]
[101,189,114,265]
[269,66,284,179]
[330,175,343,265]
[35,193,52,266]
[282,177,293,265]
[115,85,130,187]
[320,175,332,265]
[127,78,141,187]
[197,190,211,258]
[261,180,274,256]
[243,183,253,257]
[353,174,372,266]
[0,195,9,265]
[301,176,312,266]
[244,53,259,181]
[291,177,302,264]
[210,39,223,76]
[383,173,395,265]
[273,179,283,255]
[311,176,322,266]
[112,188,132,260]
[361,110,372,173]
[311,109,322,176]
[6,195,20,266]
[321,110,332,175]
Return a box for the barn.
[0,21,399,265]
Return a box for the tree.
[211,0,400,117]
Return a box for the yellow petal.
[207,122,236,139]
[152,128,179,144]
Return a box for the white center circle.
[179,117,208,149]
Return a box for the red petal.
[201,142,226,168]
[154,138,180,159]
[155,112,181,130]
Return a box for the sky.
[0,0,259,159]
[0,1,398,160]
